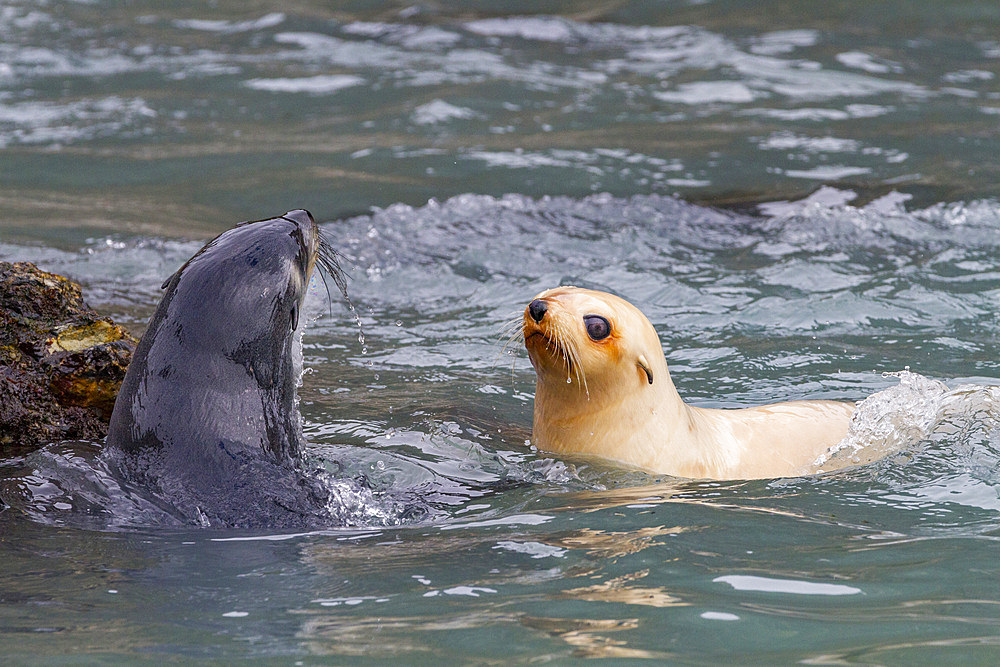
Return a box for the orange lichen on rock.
[0,261,137,451]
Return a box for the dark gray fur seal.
[105,210,345,528]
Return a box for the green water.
[4,0,1000,662]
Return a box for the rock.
[0,262,137,452]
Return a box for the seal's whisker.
[554,327,568,381]
[316,229,348,294]
[543,328,558,357]
[316,228,369,354]
[561,329,580,387]
[313,230,351,319]
[549,326,563,365]
[314,265,335,319]
[496,317,525,350]
[558,322,588,398]
[491,315,526,372]
[554,326,573,381]
[568,335,589,399]
[496,315,524,339]
[498,330,524,360]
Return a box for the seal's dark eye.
[584,314,611,341]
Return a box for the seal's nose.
[282,209,315,226]
[528,299,548,323]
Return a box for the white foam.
[654,81,757,105]
[244,75,364,94]
[758,133,861,153]
[464,17,575,42]
[836,50,901,74]
[750,29,820,55]
[412,99,480,125]
[173,13,285,33]
[784,165,872,180]
[0,96,156,148]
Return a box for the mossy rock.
[0,262,137,452]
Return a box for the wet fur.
[105,210,346,527]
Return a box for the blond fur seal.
[522,286,856,480]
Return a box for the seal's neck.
[532,364,744,478]
[533,366,677,457]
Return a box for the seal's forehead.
[178,216,310,290]
[212,217,310,260]
[534,286,640,319]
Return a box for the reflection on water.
[556,569,684,608]
[521,616,674,660]
[296,610,521,658]
[548,525,687,559]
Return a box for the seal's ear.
[637,355,653,385]
[161,270,180,290]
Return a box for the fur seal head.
[523,286,664,401]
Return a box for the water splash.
[319,474,428,527]
[816,370,1000,471]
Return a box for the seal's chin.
[524,330,546,346]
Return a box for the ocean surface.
[4,1,1000,662]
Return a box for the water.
[4,0,1000,661]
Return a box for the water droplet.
[395,320,402,327]
[566,377,572,383]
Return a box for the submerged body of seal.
[105,210,344,527]
[522,286,856,480]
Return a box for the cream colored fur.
[524,287,855,480]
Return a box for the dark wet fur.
[104,211,341,528]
